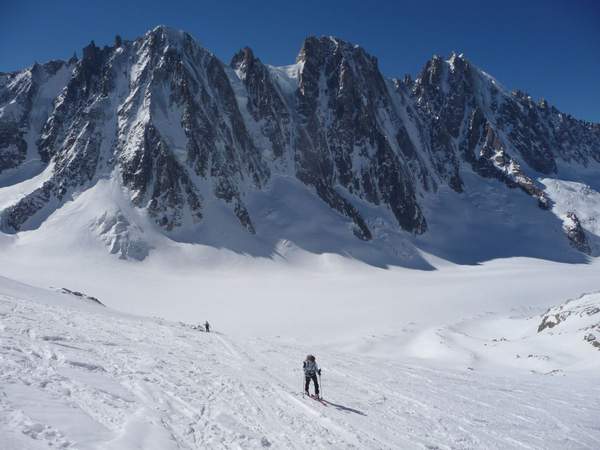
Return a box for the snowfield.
[2,23,600,450]
[1,115,600,449]
[1,274,599,450]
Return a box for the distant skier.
[204,321,210,333]
[303,354,321,398]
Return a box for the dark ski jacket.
[303,360,320,377]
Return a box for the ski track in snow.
[1,290,599,450]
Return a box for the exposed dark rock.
[584,333,600,350]
[60,288,104,306]
[0,59,73,174]
[293,37,426,235]
[0,122,27,172]
[563,212,591,254]
[538,295,600,333]
[0,181,54,232]
[230,47,291,160]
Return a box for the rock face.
[59,287,104,306]
[0,59,74,175]
[538,293,600,351]
[408,53,561,208]
[562,212,591,255]
[292,37,426,238]
[1,27,599,257]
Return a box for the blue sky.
[2,0,599,121]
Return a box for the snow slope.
[542,178,600,255]
[1,275,599,450]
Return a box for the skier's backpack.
[303,358,317,376]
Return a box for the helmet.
[306,354,315,361]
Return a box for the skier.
[205,321,210,333]
[303,354,321,398]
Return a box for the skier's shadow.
[322,400,367,416]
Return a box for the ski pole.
[319,372,323,400]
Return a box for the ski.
[308,394,327,406]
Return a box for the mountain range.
[1,25,599,265]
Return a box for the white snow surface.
[542,178,600,254]
[1,274,599,450]
[1,143,600,447]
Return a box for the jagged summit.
[146,25,190,43]
[295,35,375,67]
[149,24,183,34]
[230,47,257,77]
[1,26,599,263]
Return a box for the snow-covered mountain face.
[1,26,599,262]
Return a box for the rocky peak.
[231,47,255,67]
[414,53,475,103]
[230,47,258,81]
[136,25,211,73]
[229,45,291,161]
[296,36,378,74]
[68,52,79,65]
[415,55,444,92]
[446,52,468,71]
[292,36,428,237]
[145,25,189,46]
[79,41,108,89]
[295,35,387,116]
